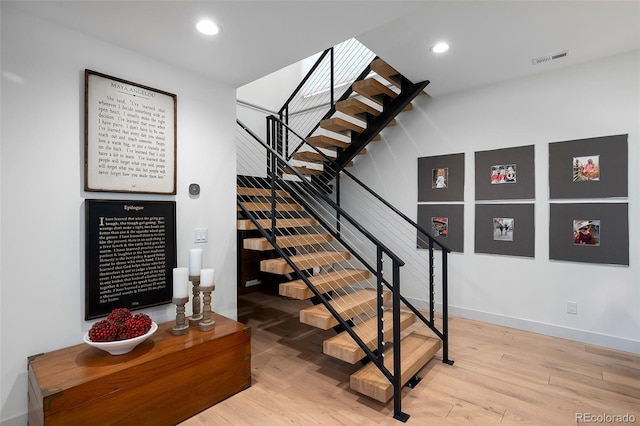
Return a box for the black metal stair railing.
[237,119,412,421]
[264,116,454,366]
[237,117,454,421]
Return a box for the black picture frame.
[418,153,465,202]
[548,134,628,199]
[475,145,535,200]
[417,204,464,252]
[85,199,177,319]
[474,203,535,257]
[549,203,629,265]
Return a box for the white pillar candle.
[188,248,203,276]
[172,267,189,298]
[200,268,215,287]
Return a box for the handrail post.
[392,257,408,422]
[376,247,384,359]
[429,239,435,324]
[442,250,453,365]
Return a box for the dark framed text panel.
[417,204,464,252]
[85,199,177,319]
[548,134,628,199]
[549,203,629,265]
[85,70,177,194]
[475,203,535,258]
[475,145,535,200]
[418,153,465,202]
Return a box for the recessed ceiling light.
[431,42,450,54]
[196,19,220,36]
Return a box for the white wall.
[345,50,640,353]
[0,5,237,424]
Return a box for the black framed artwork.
[85,199,177,319]
[548,134,628,199]
[475,145,535,200]
[418,153,465,202]
[417,204,464,252]
[474,203,535,257]
[549,203,629,265]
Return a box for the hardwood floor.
[181,289,640,425]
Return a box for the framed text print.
[84,70,177,194]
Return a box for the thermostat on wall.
[189,183,200,196]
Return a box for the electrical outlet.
[193,228,208,243]
[567,301,578,315]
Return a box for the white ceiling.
[7,1,640,97]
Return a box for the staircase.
[236,43,453,422]
[237,181,442,406]
[284,57,429,185]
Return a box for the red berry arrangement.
[88,308,152,342]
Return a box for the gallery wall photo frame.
[417,204,464,253]
[417,153,465,202]
[85,69,177,194]
[474,203,535,258]
[549,202,629,266]
[548,134,628,199]
[475,145,535,200]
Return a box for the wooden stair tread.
[350,332,442,403]
[283,166,323,176]
[237,218,319,230]
[279,268,371,300]
[352,79,397,106]
[320,117,365,134]
[292,151,336,163]
[237,187,289,197]
[237,202,304,212]
[307,135,350,150]
[371,58,403,88]
[260,250,351,275]
[336,98,381,120]
[323,310,416,364]
[300,288,390,330]
[243,233,334,251]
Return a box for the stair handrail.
[266,117,452,252]
[239,118,405,268]
[237,119,409,418]
[265,115,453,364]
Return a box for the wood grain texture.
[29,314,250,426]
[180,291,640,425]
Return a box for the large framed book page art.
[84,70,177,194]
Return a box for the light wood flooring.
[181,289,640,425]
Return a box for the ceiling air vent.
[531,50,570,66]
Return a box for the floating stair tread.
[292,151,336,163]
[323,310,416,364]
[371,58,403,88]
[320,117,365,134]
[260,251,351,275]
[352,79,397,106]
[336,98,381,120]
[279,268,371,300]
[237,187,289,197]
[283,165,324,176]
[350,332,442,403]
[237,218,319,231]
[300,289,390,330]
[307,135,350,150]
[243,233,334,251]
[237,202,304,212]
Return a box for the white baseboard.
[1,413,26,426]
[405,297,640,355]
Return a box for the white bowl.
[83,322,158,355]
